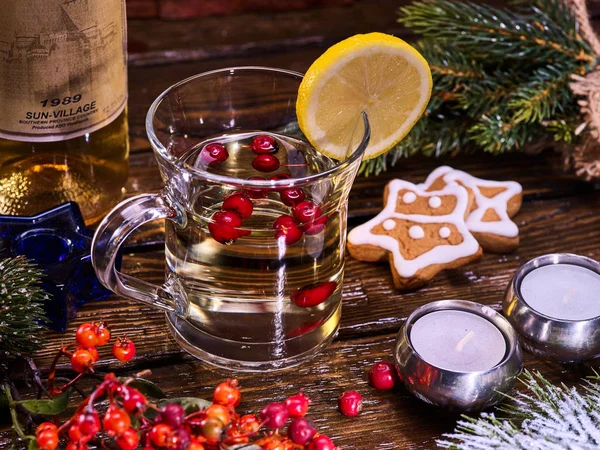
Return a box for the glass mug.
[92,67,370,371]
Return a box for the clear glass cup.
[91,67,370,371]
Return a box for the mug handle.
[91,193,187,314]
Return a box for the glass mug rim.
[145,65,370,188]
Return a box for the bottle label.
[0,0,127,142]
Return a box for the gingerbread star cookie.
[419,166,523,253]
[347,179,482,290]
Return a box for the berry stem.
[47,344,76,396]
[54,372,84,394]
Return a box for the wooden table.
[3,1,600,448]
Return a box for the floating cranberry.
[260,402,289,429]
[292,201,322,223]
[251,135,279,154]
[307,435,336,450]
[368,361,398,391]
[287,418,317,445]
[270,173,292,181]
[252,154,280,172]
[338,391,362,417]
[273,215,303,245]
[280,187,306,206]
[290,281,337,308]
[302,215,329,236]
[209,211,250,244]
[285,391,310,418]
[223,193,253,219]
[246,176,267,199]
[202,143,228,164]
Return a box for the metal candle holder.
[395,300,523,411]
[503,253,600,363]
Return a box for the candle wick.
[562,287,577,304]
[455,330,475,352]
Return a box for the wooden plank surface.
[2,2,600,449]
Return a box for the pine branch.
[398,0,595,64]
[437,370,600,449]
[0,256,48,364]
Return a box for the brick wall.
[127,0,354,19]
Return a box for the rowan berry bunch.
[36,376,339,450]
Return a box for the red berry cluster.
[273,196,328,245]
[69,322,135,374]
[36,376,339,450]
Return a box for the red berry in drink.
[112,337,136,362]
[223,193,253,219]
[270,173,291,181]
[290,281,337,308]
[368,361,398,390]
[273,215,303,245]
[160,403,185,428]
[287,418,317,445]
[209,211,249,244]
[260,402,289,429]
[307,435,337,450]
[292,201,322,223]
[202,143,228,164]
[251,135,279,154]
[285,391,310,418]
[252,154,280,172]
[213,379,241,407]
[246,176,268,199]
[302,215,329,235]
[338,390,362,417]
[280,187,305,206]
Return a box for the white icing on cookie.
[428,196,441,208]
[419,166,522,238]
[402,192,417,204]
[383,219,396,231]
[439,227,451,238]
[347,180,480,278]
[409,226,425,239]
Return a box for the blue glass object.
[0,202,119,332]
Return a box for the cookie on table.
[419,166,523,253]
[347,179,482,290]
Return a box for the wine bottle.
[0,0,129,224]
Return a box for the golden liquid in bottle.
[0,109,129,225]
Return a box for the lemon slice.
[297,32,432,160]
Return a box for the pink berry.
[290,281,337,308]
[285,391,310,418]
[292,201,322,223]
[202,143,228,164]
[287,418,317,445]
[302,215,329,236]
[222,193,253,219]
[273,215,303,245]
[251,135,279,154]
[260,402,288,429]
[338,391,362,417]
[160,403,185,428]
[246,176,267,199]
[209,211,249,244]
[280,188,306,206]
[368,361,398,391]
[307,435,336,450]
[252,154,280,172]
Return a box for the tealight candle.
[410,310,506,372]
[395,300,522,411]
[504,253,600,363]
